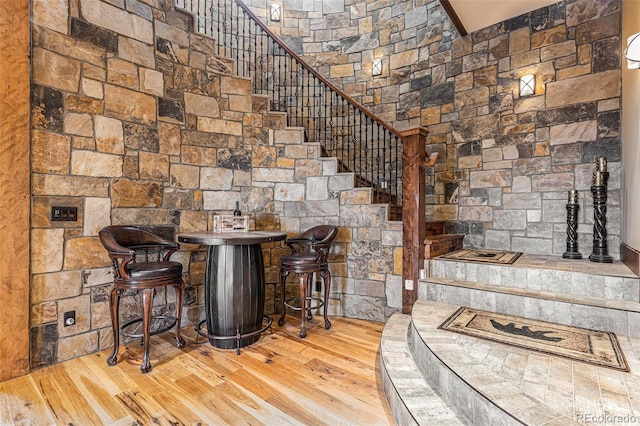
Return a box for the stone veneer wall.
[246,0,623,258]
[30,0,402,369]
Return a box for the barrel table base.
[204,244,267,350]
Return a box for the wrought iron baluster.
[328,90,335,154]
[316,82,323,145]
[258,29,264,93]
[271,42,276,108]
[341,97,348,174]
[283,50,289,116]
[241,9,246,77]
[357,110,363,181]
[375,126,380,189]
[234,2,240,73]
[314,72,318,137]
[293,66,300,128]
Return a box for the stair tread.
[432,253,637,278]
[423,234,464,242]
[430,253,639,303]
[424,235,465,259]
[380,313,465,425]
[410,299,640,426]
[422,276,640,313]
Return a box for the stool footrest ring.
[284,296,325,312]
[195,316,273,355]
[120,315,178,339]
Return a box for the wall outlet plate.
[63,310,76,327]
[51,206,78,221]
[405,279,414,290]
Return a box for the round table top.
[178,230,287,246]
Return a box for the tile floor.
[410,299,640,425]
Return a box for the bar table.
[178,230,286,353]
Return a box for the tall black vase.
[563,201,582,259]
[589,184,613,263]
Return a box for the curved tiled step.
[419,276,640,338]
[380,313,464,425]
[410,299,640,426]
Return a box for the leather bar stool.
[99,226,185,373]
[278,225,338,337]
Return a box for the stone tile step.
[380,313,465,425]
[419,276,640,338]
[424,234,464,259]
[430,254,639,303]
[410,299,640,426]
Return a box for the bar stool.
[99,226,185,373]
[278,225,338,337]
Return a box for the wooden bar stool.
[278,225,338,337]
[99,226,185,373]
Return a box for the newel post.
[400,127,428,314]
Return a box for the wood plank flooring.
[1,316,395,425]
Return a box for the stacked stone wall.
[30,0,402,369]
[248,0,623,258]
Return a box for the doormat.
[437,249,522,264]
[438,307,629,372]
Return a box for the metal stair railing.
[176,0,404,218]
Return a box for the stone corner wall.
[250,0,623,259]
[29,0,402,369]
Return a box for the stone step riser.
[431,259,640,303]
[420,280,640,338]
[379,314,465,425]
[408,321,523,426]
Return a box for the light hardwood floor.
[1,316,395,425]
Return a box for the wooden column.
[400,127,428,314]
[0,0,31,380]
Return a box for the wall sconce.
[625,32,640,69]
[270,4,281,22]
[519,74,535,96]
[372,58,383,76]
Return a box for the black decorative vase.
[589,182,613,263]
[563,190,581,259]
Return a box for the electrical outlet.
[51,206,78,222]
[405,279,414,290]
[63,310,76,327]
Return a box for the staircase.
[381,254,640,425]
[176,0,405,219]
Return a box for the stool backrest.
[285,225,338,264]
[99,226,179,279]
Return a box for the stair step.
[409,299,640,425]
[424,234,464,259]
[431,254,639,302]
[380,313,465,425]
[419,276,640,338]
[425,221,446,236]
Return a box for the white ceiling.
[448,0,561,34]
